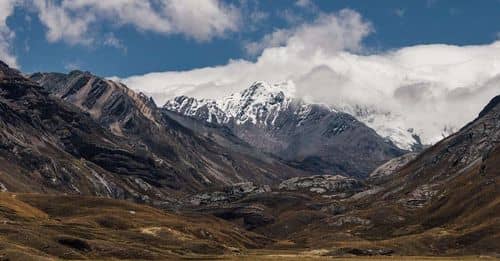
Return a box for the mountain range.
[0,59,498,259]
[164,81,405,178]
[1,63,311,204]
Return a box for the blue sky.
[2,0,500,77]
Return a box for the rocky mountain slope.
[31,70,311,191]
[345,93,500,254]
[165,81,405,178]
[0,61,309,205]
[0,61,165,200]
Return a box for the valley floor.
[205,251,499,260]
[1,191,498,260]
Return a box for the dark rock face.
[0,62,189,201]
[57,237,92,252]
[203,204,275,230]
[328,247,394,256]
[31,71,159,138]
[164,82,405,178]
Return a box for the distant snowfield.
[118,10,500,148]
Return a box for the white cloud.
[246,9,372,57]
[295,0,317,11]
[244,29,293,56]
[104,33,127,53]
[0,0,20,68]
[160,0,240,41]
[32,0,96,45]
[120,9,500,145]
[30,0,241,45]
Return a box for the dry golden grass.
[0,191,498,260]
[205,249,500,260]
[0,193,48,219]
[0,193,270,260]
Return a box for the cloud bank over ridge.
[121,9,500,144]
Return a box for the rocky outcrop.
[397,184,439,208]
[188,182,275,229]
[327,247,394,256]
[369,153,417,178]
[199,203,275,230]
[279,175,364,195]
[325,215,371,227]
[189,182,271,206]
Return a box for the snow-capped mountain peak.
[221,81,296,125]
[165,80,301,126]
[239,81,296,100]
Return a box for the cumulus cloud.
[32,0,96,45]
[121,9,500,144]
[0,0,20,68]
[30,0,240,45]
[160,0,240,41]
[246,9,372,56]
